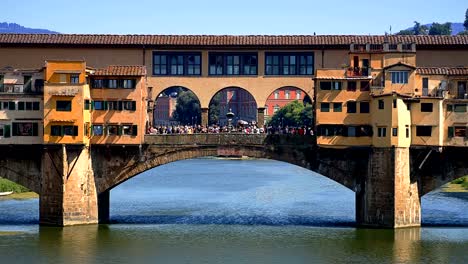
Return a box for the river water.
[0,158,467,263]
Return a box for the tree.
[429,22,452,35]
[172,90,201,125]
[208,93,221,125]
[464,8,468,31]
[396,29,414,35]
[267,100,313,127]
[413,21,428,35]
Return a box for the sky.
[3,0,466,35]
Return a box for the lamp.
[226,108,235,132]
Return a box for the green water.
[0,159,467,264]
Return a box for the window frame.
[56,100,72,112]
[153,52,202,76]
[390,71,409,84]
[265,52,314,76]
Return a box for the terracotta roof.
[416,67,468,75]
[92,65,146,76]
[0,34,468,47]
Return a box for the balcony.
[347,67,370,77]
[46,84,81,96]
[0,84,43,94]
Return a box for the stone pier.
[356,147,421,228]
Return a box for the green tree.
[396,29,414,35]
[428,22,452,35]
[267,100,313,127]
[172,90,201,125]
[208,93,221,125]
[413,21,428,35]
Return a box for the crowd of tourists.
[147,124,314,135]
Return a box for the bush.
[0,178,30,193]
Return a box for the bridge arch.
[93,135,360,195]
[153,86,201,126]
[208,86,258,126]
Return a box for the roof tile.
[92,65,146,76]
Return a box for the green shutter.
[131,101,136,111]
[118,126,123,135]
[447,104,453,112]
[91,101,95,110]
[448,127,454,138]
[4,125,10,138]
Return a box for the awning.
[49,119,76,123]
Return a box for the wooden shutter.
[132,125,138,136]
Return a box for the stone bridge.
[0,134,466,228]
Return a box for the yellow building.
[316,42,467,148]
[43,60,90,145]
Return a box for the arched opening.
[421,175,468,226]
[0,177,39,224]
[109,158,355,226]
[208,87,257,127]
[264,86,313,129]
[152,86,201,127]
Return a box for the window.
[406,125,410,138]
[12,122,38,136]
[333,103,342,112]
[8,101,15,110]
[378,99,384,109]
[392,127,398,136]
[317,125,343,136]
[321,103,330,112]
[422,77,429,96]
[320,81,341,90]
[63,126,78,136]
[18,101,25,110]
[25,102,32,111]
[416,126,432,136]
[123,101,136,111]
[448,126,466,138]
[421,103,433,112]
[123,79,136,89]
[70,74,79,84]
[51,125,62,136]
[296,90,301,99]
[393,99,397,108]
[23,75,32,92]
[108,79,118,89]
[347,81,357,91]
[265,52,313,75]
[56,101,72,111]
[274,91,279,99]
[33,102,40,110]
[391,71,409,84]
[273,105,280,113]
[342,125,373,137]
[360,102,370,113]
[92,79,104,88]
[360,81,370,91]
[122,125,133,135]
[1,124,10,138]
[454,104,467,112]
[84,100,90,110]
[285,90,290,99]
[377,127,387,137]
[347,101,357,113]
[154,52,202,76]
[92,125,103,136]
[107,125,119,136]
[107,101,119,111]
[208,53,257,75]
[347,126,356,137]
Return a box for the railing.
[46,84,81,96]
[347,67,370,77]
[0,84,43,94]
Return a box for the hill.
[0,22,59,34]
[401,22,464,35]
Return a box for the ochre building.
[0,34,467,148]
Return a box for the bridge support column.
[356,147,420,228]
[40,145,98,226]
[257,107,265,128]
[201,107,209,126]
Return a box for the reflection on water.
[0,158,467,263]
